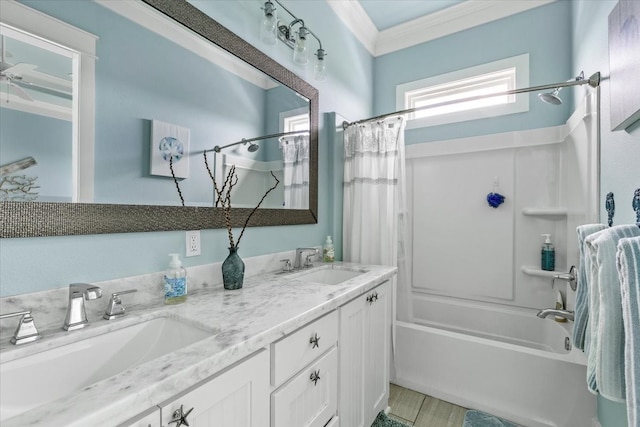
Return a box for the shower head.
[246,142,260,152]
[538,88,563,105]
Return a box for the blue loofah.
[487,192,505,208]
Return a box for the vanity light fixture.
[260,0,327,81]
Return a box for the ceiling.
[358,0,466,31]
[328,0,556,56]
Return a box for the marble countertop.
[0,262,396,427]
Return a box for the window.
[284,113,310,132]
[397,54,529,128]
[280,107,310,133]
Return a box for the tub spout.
[536,308,574,321]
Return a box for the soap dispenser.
[164,253,187,304]
[323,235,335,262]
[541,234,555,271]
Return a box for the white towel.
[585,225,640,401]
[574,224,607,351]
[617,235,640,427]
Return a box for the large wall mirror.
[0,0,318,237]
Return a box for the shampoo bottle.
[541,234,555,271]
[164,253,187,304]
[323,236,335,262]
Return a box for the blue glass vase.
[222,247,245,290]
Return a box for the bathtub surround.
[584,224,640,401]
[617,235,640,427]
[574,224,608,350]
[406,92,598,311]
[392,93,599,426]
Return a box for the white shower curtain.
[279,134,309,209]
[343,116,413,323]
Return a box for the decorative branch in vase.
[204,153,280,289]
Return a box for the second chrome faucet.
[294,247,319,269]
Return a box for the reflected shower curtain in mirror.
[342,116,413,324]
[279,134,309,209]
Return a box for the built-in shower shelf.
[521,265,566,278]
[522,207,568,217]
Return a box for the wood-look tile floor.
[388,383,467,427]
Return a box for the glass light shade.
[260,14,277,45]
[314,55,327,81]
[293,32,308,65]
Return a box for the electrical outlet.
[186,230,201,257]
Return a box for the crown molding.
[327,0,556,57]
[376,0,555,56]
[326,0,378,56]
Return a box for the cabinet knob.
[169,404,194,427]
[309,333,320,349]
[367,292,379,305]
[310,369,321,386]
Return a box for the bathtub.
[392,295,597,427]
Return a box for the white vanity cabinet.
[338,280,392,427]
[160,350,270,427]
[270,311,339,427]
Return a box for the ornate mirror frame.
[0,0,318,238]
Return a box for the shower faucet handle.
[552,265,577,291]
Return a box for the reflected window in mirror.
[0,1,97,205]
[0,25,73,202]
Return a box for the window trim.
[397,54,529,129]
[279,107,310,133]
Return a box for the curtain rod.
[343,71,601,129]
[204,130,309,153]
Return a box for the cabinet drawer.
[272,310,338,386]
[271,347,338,427]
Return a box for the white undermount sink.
[0,316,212,421]
[293,266,365,285]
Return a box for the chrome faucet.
[536,308,574,322]
[63,283,102,331]
[294,247,319,269]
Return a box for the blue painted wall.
[374,1,573,145]
[0,0,372,297]
[571,0,640,227]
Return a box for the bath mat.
[463,410,520,427]
[371,411,411,427]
